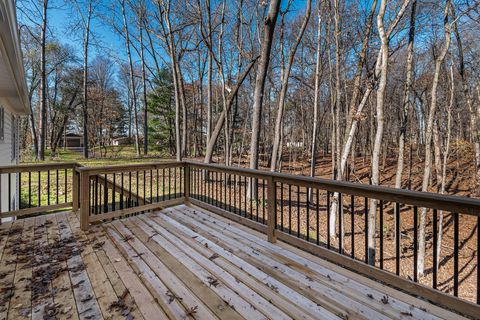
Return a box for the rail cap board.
[76,161,185,175]
[0,162,79,173]
[185,161,480,215]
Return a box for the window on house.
[0,107,4,141]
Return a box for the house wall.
[0,103,19,219]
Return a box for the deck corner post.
[267,176,277,243]
[72,167,79,213]
[184,164,190,204]
[79,170,90,231]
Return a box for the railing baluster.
[150,169,153,203]
[121,173,124,210]
[112,173,116,212]
[65,169,68,203]
[95,175,99,214]
[173,168,177,199]
[47,170,50,206]
[7,173,11,212]
[339,193,343,253]
[379,200,384,269]
[297,185,300,238]
[306,187,310,241]
[280,183,284,232]
[327,191,330,248]
[433,209,438,289]
[454,212,459,297]
[351,194,355,259]
[413,206,418,282]
[56,169,59,204]
[28,171,31,208]
[243,176,247,217]
[316,189,320,245]
[289,184,292,235]
[396,202,401,276]
[38,171,41,207]
[364,197,368,264]
[104,174,108,213]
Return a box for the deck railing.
[0,162,78,219]
[0,160,479,318]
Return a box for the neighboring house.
[59,133,84,149]
[112,136,133,146]
[0,0,29,216]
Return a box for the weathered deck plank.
[0,206,471,320]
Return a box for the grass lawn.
[18,145,178,209]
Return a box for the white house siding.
[0,105,20,220]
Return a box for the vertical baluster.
[413,206,418,282]
[379,200,384,269]
[95,175,99,214]
[128,172,132,208]
[229,174,232,212]
[433,209,438,289]
[477,215,479,304]
[173,167,177,199]
[47,170,50,206]
[150,169,153,202]
[143,170,146,204]
[121,173,124,210]
[243,176,247,217]
[38,171,41,207]
[162,168,165,201]
[223,172,227,210]
[288,184,292,235]
[7,173,11,211]
[104,174,108,212]
[364,197,368,264]
[262,179,266,223]
[296,185,300,238]
[156,169,160,202]
[338,193,342,253]
[233,174,237,214]
[306,187,310,241]
[316,189,320,245]
[65,169,68,203]
[179,166,182,197]
[168,168,171,200]
[215,171,219,207]
[280,183,284,232]
[396,202,400,275]
[327,191,330,248]
[454,212,459,297]
[28,171,31,208]
[136,171,140,206]
[18,172,22,210]
[112,173,116,212]
[351,195,355,258]
[56,170,59,204]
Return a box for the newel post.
[79,170,90,231]
[184,163,190,204]
[266,176,277,243]
[72,166,79,213]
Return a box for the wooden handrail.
[0,162,79,174]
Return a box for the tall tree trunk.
[38,0,48,160]
[121,0,141,156]
[309,5,322,188]
[248,0,281,174]
[139,3,148,155]
[367,0,389,265]
[395,0,417,188]
[418,0,452,277]
[82,0,92,159]
[270,0,312,172]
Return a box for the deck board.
[0,205,470,320]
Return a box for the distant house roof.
[0,0,29,115]
[65,133,83,137]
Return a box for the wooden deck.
[0,204,468,320]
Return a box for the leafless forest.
[16,0,480,297]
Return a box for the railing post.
[72,167,79,213]
[184,164,190,204]
[79,170,90,231]
[266,176,277,243]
